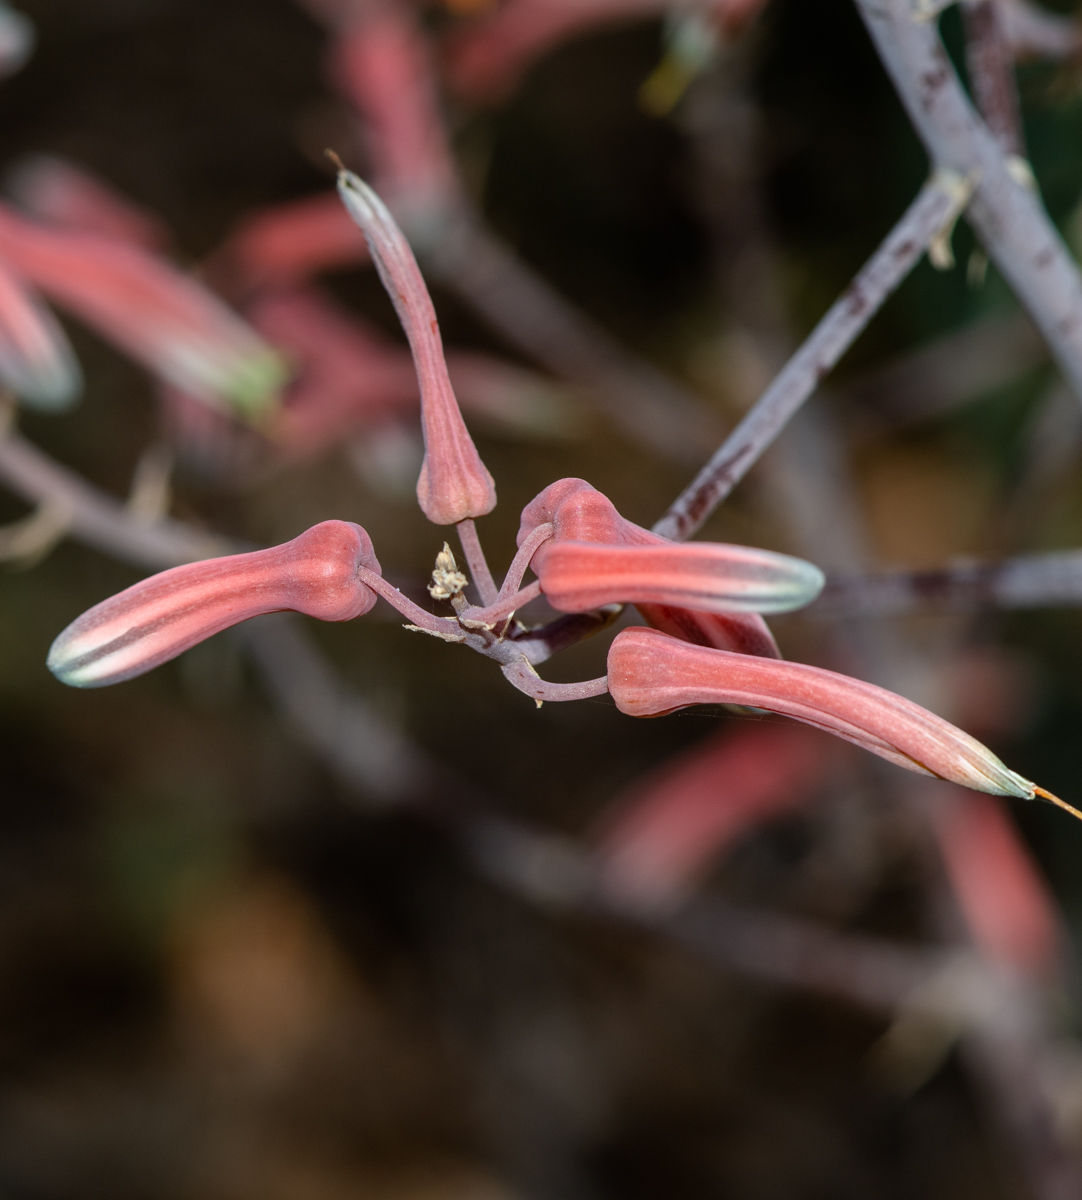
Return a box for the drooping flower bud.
[0,202,287,417]
[48,521,381,688]
[0,256,81,410]
[335,168,496,525]
[517,478,816,640]
[607,626,1041,800]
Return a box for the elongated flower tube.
[0,203,286,417]
[518,478,808,646]
[608,627,1046,800]
[335,167,496,525]
[48,521,381,689]
[539,540,824,615]
[0,257,81,410]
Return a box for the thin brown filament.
[1034,785,1082,823]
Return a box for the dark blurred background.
[2,1,1082,1197]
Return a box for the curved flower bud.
[335,168,496,525]
[607,626,1040,799]
[537,540,824,615]
[520,475,815,633]
[0,203,286,417]
[0,257,81,410]
[48,521,380,689]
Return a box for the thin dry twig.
[653,175,971,541]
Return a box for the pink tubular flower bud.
[607,626,1040,800]
[517,478,816,639]
[335,168,496,525]
[48,521,380,689]
[537,540,824,616]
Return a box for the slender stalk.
[854,0,1082,404]
[653,176,970,541]
[500,658,609,704]
[497,521,552,598]
[456,516,498,605]
[998,0,1082,61]
[812,549,1082,617]
[461,579,543,627]
[356,564,462,637]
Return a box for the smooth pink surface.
[0,255,79,405]
[537,539,820,615]
[596,724,828,907]
[49,521,381,687]
[607,627,1033,797]
[518,478,782,654]
[337,172,495,523]
[930,787,1060,977]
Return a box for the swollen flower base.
[46,171,1082,823]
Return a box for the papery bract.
[596,724,828,910]
[0,256,81,410]
[607,626,1039,799]
[48,521,381,688]
[0,203,286,416]
[6,155,170,250]
[336,169,496,524]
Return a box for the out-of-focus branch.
[964,0,1025,156]
[424,212,724,466]
[0,426,235,568]
[998,0,1082,60]
[855,0,1082,402]
[653,176,970,541]
[812,548,1082,617]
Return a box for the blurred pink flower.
[0,255,81,410]
[0,202,286,416]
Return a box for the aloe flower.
[48,521,381,689]
[0,257,81,410]
[518,477,806,650]
[0,203,287,417]
[607,626,1060,802]
[335,166,496,525]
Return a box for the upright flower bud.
[48,521,380,688]
[608,626,1041,800]
[335,168,496,525]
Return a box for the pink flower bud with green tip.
[48,521,380,689]
[0,203,287,418]
[607,626,1080,810]
[0,257,81,410]
[518,477,815,648]
[335,166,496,525]
[538,540,824,616]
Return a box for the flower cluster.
[47,168,1079,825]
